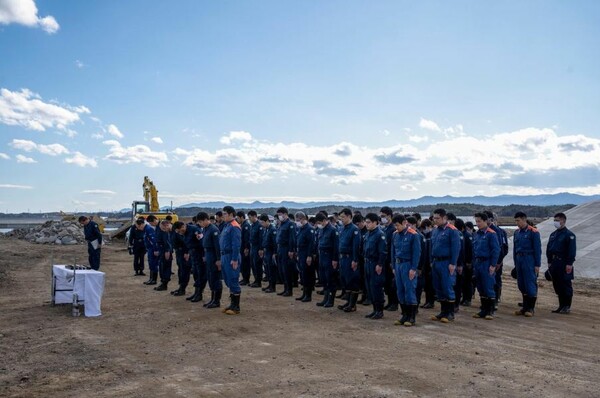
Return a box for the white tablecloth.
[52,265,105,317]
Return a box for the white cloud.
[220,131,252,145]
[0,0,60,34]
[107,124,124,139]
[10,139,69,156]
[0,88,88,132]
[0,153,10,160]
[150,137,163,144]
[64,152,97,168]
[82,189,116,195]
[103,140,168,167]
[408,135,429,143]
[75,60,85,69]
[0,184,33,189]
[16,154,37,163]
[419,117,441,132]
[91,132,104,139]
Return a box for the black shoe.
[277,290,287,296]
[282,291,293,297]
[421,302,434,309]
[172,288,186,296]
[397,304,409,324]
[206,291,222,309]
[190,288,203,303]
[301,290,312,302]
[384,303,398,312]
[362,298,372,306]
[204,291,215,308]
[316,290,324,296]
[249,282,262,288]
[343,293,358,313]
[138,271,146,276]
[264,286,276,293]
[239,280,249,286]
[316,291,329,307]
[365,311,376,318]
[296,293,306,301]
[323,293,335,308]
[154,282,168,291]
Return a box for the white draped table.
[51,265,105,317]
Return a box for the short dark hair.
[447,212,457,221]
[196,212,209,221]
[412,212,422,221]
[315,213,327,222]
[192,216,197,222]
[258,214,270,222]
[353,210,362,216]
[365,213,379,223]
[276,207,288,215]
[135,218,145,226]
[215,211,223,217]
[339,208,352,217]
[209,215,215,220]
[454,218,465,231]
[352,214,363,224]
[514,211,527,219]
[223,206,236,216]
[319,210,328,217]
[165,215,173,221]
[406,216,418,226]
[248,210,257,217]
[160,220,171,227]
[146,214,157,222]
[78,216,87,222]
[420,219,432,228]
[380,206,393,216]
[308,216,317,224]
[474,212,488,221]
[483,210,494,220]
[392,214,406,224]
[173,221,185,230]
[433,208,446,217]
[465,221,474,230]
[236,211,245,218]
[554,212,567,221]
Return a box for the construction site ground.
[1,238,599,397]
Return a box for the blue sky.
[1,0,599,212]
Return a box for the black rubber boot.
[372,303,384,319]
[301,288,312,302]
[473,298,487,319]
[295,290,306,301]
[343,292,358,313]
[431,301,445,321]
[552,295,565,313]
[222,294,233,313]
[154,281,168,291]
[524,296,536,317]
[204,291,215,308]
[144,271,157,285]
[225,294,240,315]
[173,287,187,296]
[404,305,417,326]
[190,287,203,303]
[336,289,346,299]
[207,290,222,309]
[337,294,351,311]
[324,290,336,308]
[365,303,377,318]
[316,290,329,307]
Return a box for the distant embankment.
[0,222,44,229]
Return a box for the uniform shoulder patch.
[486,227,496,234]
[447,224,458,230]
[335,231,339,235]
[354,230,358,235]
[527,225,538,232]
[310,230,314,234]
[407,229,417,235]
[214,232,218,236]
[381,235,386,240]
[570,236,575,239]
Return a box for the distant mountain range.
[174,193,600,210]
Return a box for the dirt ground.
[1,238,599,398]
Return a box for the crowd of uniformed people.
[120,205,577,323]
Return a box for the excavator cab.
[132,200,150,219]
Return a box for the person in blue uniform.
[391,214,421,326]
[353,214,371,306]
[294,211,316,302]
[380,207,398,312]
[236,211,252,286]
[513,212,542,317]
[484,211,509,310]
[78,215,103,271]
[430,208,461,323]
[219,206,242,315]
[128,218,146,276]
[248,210,263,287]
[363,213,387,320]
[170,222,191,296]
[458,219,474,307]
[173,220,206,303]
[275,207,296,297]
[197,212,223,309]
[315,212,340,308]
[418,219,435,309]
[215,211,225,233]
[154,220,173,291]
[471,213,501,320]
[337,208,361,312]
[142,215,160,285]
[259,214,278,293]
[546,212,577,314]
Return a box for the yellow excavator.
[131,176,178,222]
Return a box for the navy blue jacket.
[250,221,262,249]
[276,218,296,252]
[261,224,277,254]
[202,222,221,260]
[318,223,339,259]
[363,228,387,265]
[431,223,461,265]
[546,227,576,264]
[241,220,251,251]
[296,223,316,257]
[84,221,103,244]
[128,225,145,250]
[391,227,421,271]
[472,227,501,267]
[339,223,360,262]
[156,228,173,253]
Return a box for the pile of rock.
[4,220,85,245]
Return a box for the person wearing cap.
[275,207,296,297]
[430,208,461,323]
[294,211,316,302]
[247,210,263,287]
[219,206,242,315]
[471,213,500,320]
[513,212,542,317]
[547,212,577,314]
[78,215,103,271]
[315,212,340,308]
[391,214,421,326]
[337,208,361,312]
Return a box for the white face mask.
[278,215,285,222]
[295,221,302,228]
[317,224,325,229]
[380,217,388,225]
[553,221,561,229]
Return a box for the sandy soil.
[1,238,599,398]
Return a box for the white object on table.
[52,265,105,317]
